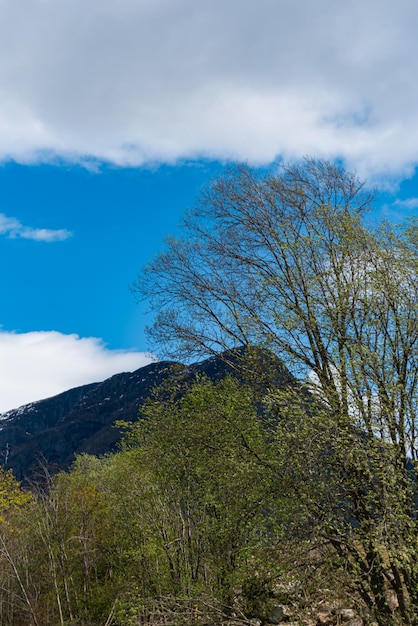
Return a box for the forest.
[1,158,418,626]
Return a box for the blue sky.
[0,161,225,349]
[1,0,418,411]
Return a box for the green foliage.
[0,370,378,625]
[134,157,418,624]
[0,371,299,625]
[119,374,284,607]
[0,467,31,522]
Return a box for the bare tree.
[134,158,418,625]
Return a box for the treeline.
[0,372,354,626]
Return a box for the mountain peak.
[0,350,292,481]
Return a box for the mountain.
[0,349,294,481]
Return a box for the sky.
[1,0,418,411]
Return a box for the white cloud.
[0,329,155,413]
[0,212,72,241]
[0,214,20,234]
[393,198,418,210]
[0,0,416,180]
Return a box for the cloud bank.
[0,0,417,180]
[0,330,154,413]
[0,213,72,241]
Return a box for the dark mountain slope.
[0,361,180,480]
[0,349,295,481]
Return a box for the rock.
[268,604,292,623]
[386,589,399,611]
[317,602,332,614]
[316,608,363,626]
[316,612,332,625]
[335,609,355,621]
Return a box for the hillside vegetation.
[0,366,364,626]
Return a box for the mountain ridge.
[0,360,179,480]
[0,349,294,481]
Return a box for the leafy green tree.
[135,158,418,625]
[118,374,285,618]
[0,460,116,626]
[0,469,36,626]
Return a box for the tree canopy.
[135,158,418,625]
